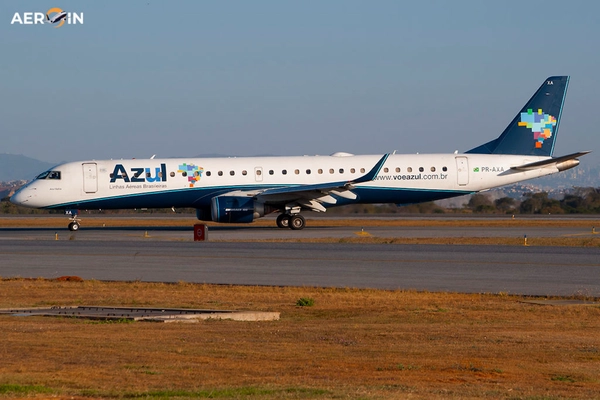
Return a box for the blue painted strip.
[551,76,569,157]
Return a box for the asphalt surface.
[1,225,599,296]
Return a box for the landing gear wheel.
[68,221,80,232]
[289,214,306,230]
[276,214,290,229]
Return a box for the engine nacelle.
[195,207,212,221]
[210,196,268,223]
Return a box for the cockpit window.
[36,170,61,180]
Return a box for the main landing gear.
[276,213,306,230]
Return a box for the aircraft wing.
[219,154,389,212]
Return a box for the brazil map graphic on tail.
[519,109,557,148]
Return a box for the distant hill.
[0,154,57,182]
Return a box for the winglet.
[351,153,389,185]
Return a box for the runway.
[1,222,599,296]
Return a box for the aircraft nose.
[10,185,35,207]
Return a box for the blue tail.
[466,76,569,157]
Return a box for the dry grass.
[1,215,600,229]
[1,279,599,399]
[253,236,600,247]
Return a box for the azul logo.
[518,108,557,149]
[110,164,167,183]
[10,8,84,27]
[178,163,203,187]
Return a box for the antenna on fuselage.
[150,155,156,159]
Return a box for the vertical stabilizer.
[466,76,569,156]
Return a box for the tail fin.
[466,76,569,156]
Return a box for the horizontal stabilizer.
[510,151,591,171]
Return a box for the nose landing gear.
[65,210,80,231]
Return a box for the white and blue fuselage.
[10,76,589,230]
[10,152,578,210]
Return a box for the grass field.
[1,280,599,399]
[1,215,600,229]
[1,216,600,399]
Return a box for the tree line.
[2,187,600,215]
[467,187,600,215]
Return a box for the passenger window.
[230,171,235,176]
[350,168,355,173]
[339,168,344,174]
[182,171,188,177]
[282,170,287,175]
[360,168,365,173]
[306,169,311,174]
[329,168,334,174]
[170,172,175,177]
[383,167,389,173]
[395,167,400,173]
[318,169,323,174]
[431,167,436,172]
[146,172,151,178]
[442,166,447,172]
[206,171,211,177]
[269,170,274,175]
[407,167,412,173]
[295,169,299,175]
[419,167,424,172]
[242,170,247,176]
[218,171,223,176]
[256,170,262,176]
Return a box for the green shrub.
[296,297,315,307]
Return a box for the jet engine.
[209,196,272,223]
[195,207,212,221]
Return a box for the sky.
[1,1,599,166]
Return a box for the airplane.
[46,10,67,24]
[10,76,590,231]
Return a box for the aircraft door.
[83,163,98,193]
[455,156,469,186]
[254,167,263,182]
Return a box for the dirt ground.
[1,279,599,399]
